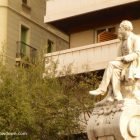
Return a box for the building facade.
[0,0,69,67]
[44,0,140,76]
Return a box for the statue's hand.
[122,55,132,63]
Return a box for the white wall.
[0,0,8,6]
[44,0,139,22]
[3,0,69,66]
[70,30,94,48]
[0,8,8,56]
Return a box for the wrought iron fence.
[16,41,37,64]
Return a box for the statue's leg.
[110,61,124,101]
[89,61,114,95]
[90,60,121,96]
[106,84,114,102]
[99,61,123,92]
[112,68,123,100]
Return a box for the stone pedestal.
[87,99,140,140]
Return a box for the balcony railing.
[16,41,37,66]
[44,39,120,76]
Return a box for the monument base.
[87,99,140,140]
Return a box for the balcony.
[16,41,37,67]
[44,39,120,76]
[44,0,140,33]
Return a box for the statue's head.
[120,20,133,31]
[118,20,133,40]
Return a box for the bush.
[0,58,101,140]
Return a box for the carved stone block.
[87,99,140,140]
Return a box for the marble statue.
[89,20,140,102]
[87,20,140,140]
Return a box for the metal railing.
[16,41,37,64]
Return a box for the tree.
[0,56,102,140]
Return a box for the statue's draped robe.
[121,33,140,80]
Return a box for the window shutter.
[98,31,117,42]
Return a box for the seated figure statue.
[89,20,140,102]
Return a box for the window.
[22,0,28,5]
[20,25,29,57]
[22,0,31,10]
[16,24,37,67]
[47,39,54,53]
[96,27,117,43]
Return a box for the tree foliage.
[0,58,102,140]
